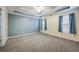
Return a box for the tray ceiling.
[7,6,56,16]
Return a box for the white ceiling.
[7,6,56,17]
[7,6,79,18]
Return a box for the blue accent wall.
[8,14,40,37]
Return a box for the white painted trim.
[8,32,39,39]
[0,7,8,47]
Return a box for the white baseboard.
[8,32,39,39]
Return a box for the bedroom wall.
[0,14,1,39]
[41,8,79,42]
[8,14,40,37]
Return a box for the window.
[42,19,45,30]
[41,19,47,30]
[62,15,70,33]
[58,13,76,34]
[44,19,47,30]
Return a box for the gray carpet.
[0,32,79,52]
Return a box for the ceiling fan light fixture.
[34,6,44,13]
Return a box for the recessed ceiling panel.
[7,6,56,16]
